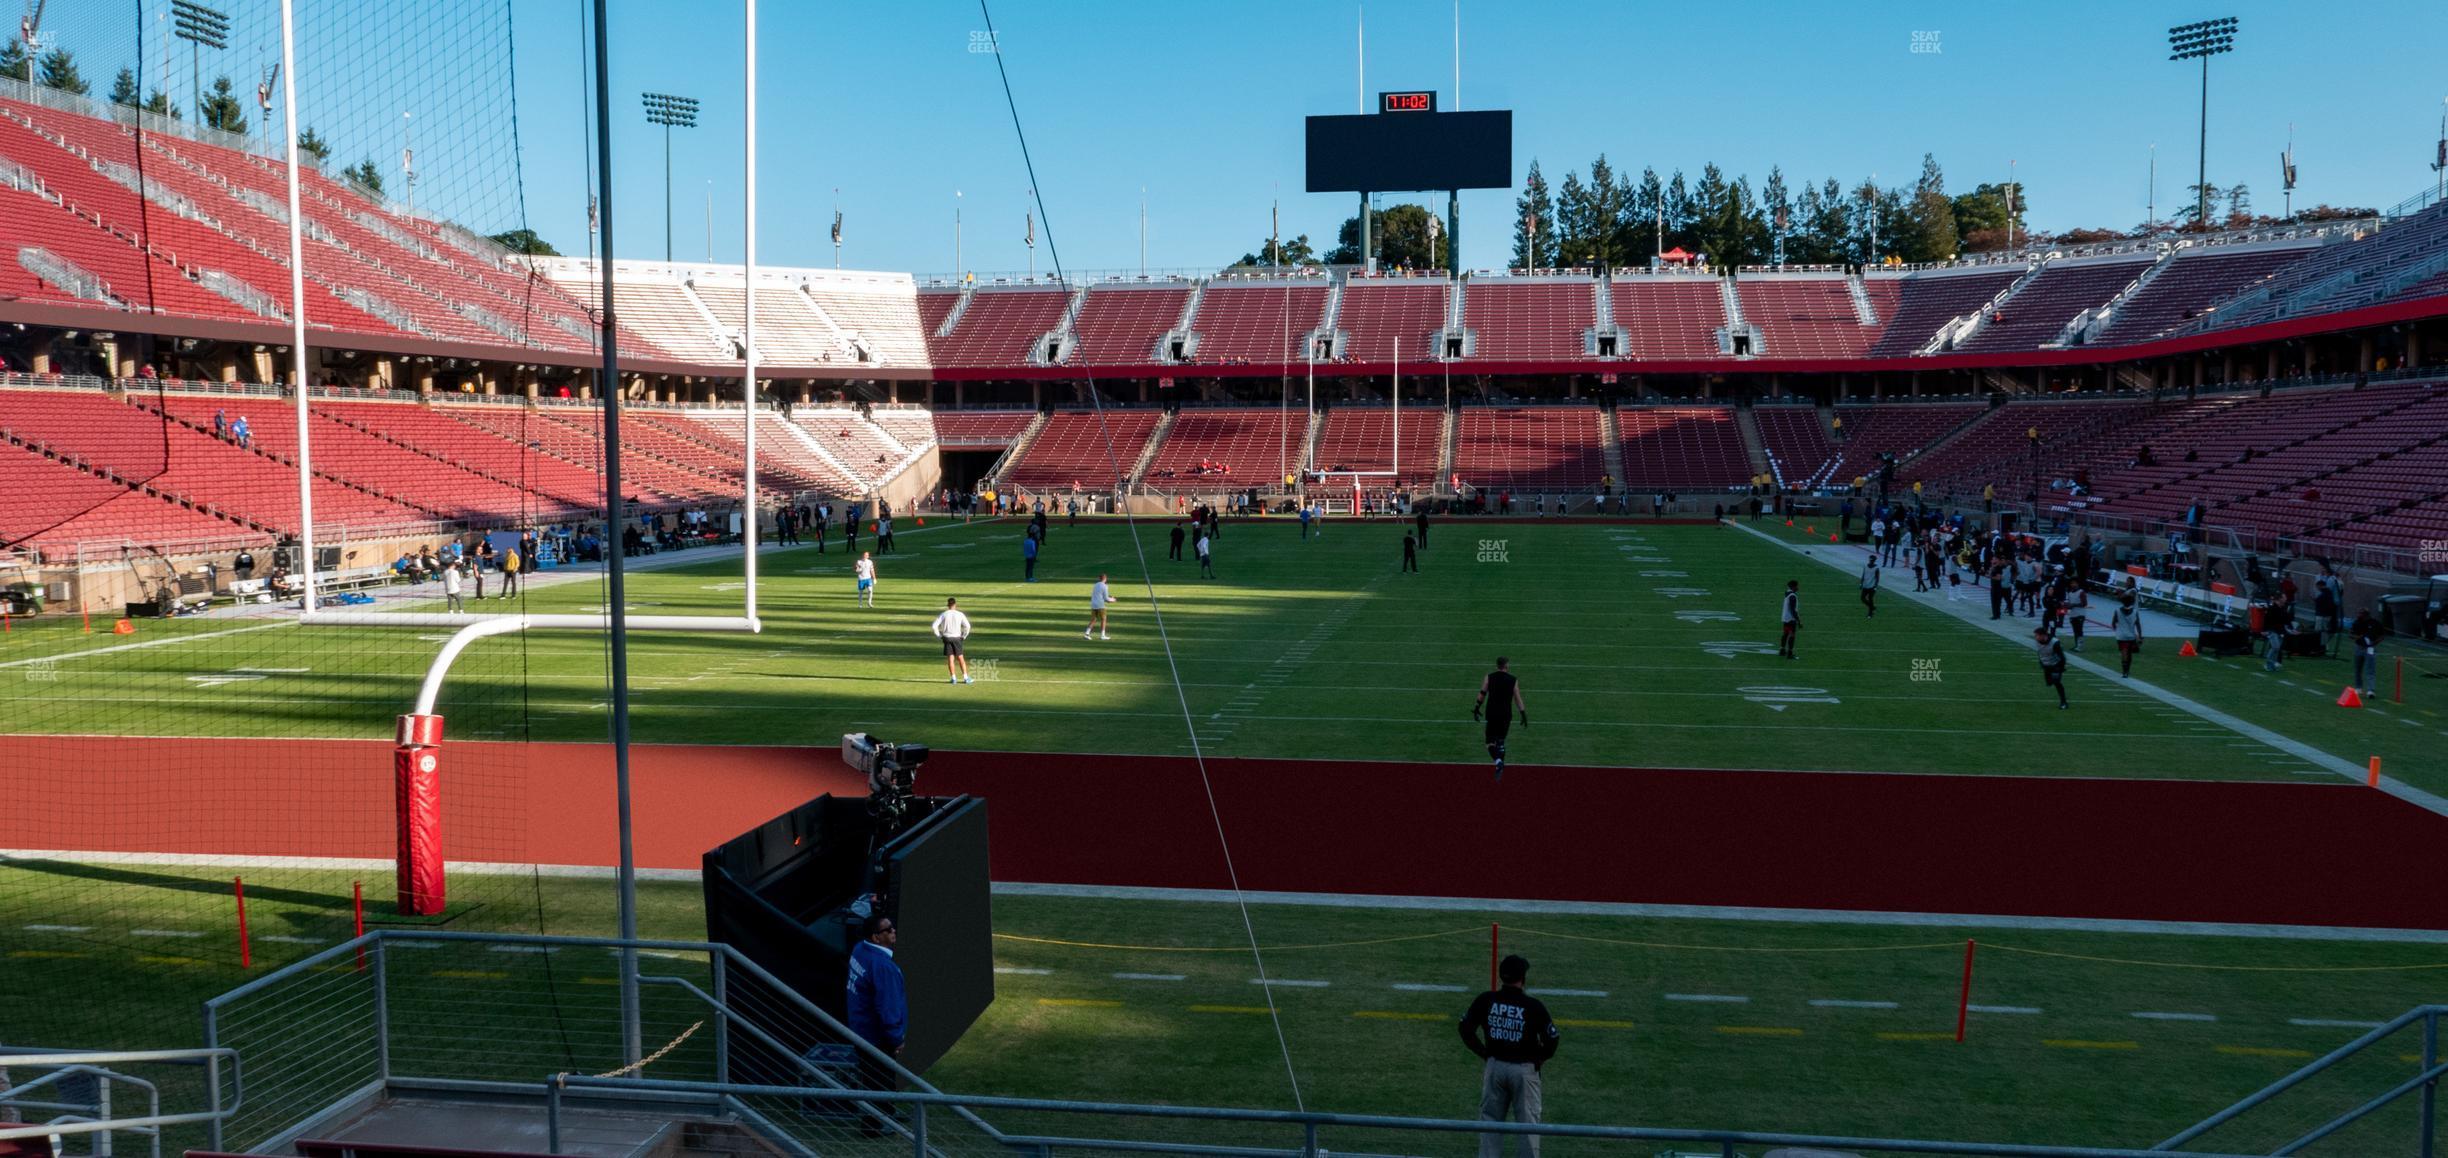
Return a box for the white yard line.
[1968,1005,2045,1015]
[1391,982,1471,993]
[1809,999,1900,1009]
[0,621,291,671]
[2131,1011,2218,1022]
[1113,972,1188,982]
[1665,994,1751,1004]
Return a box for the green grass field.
[6,861,2446,1150]
[3,515,2438,784]
[7,514,2447,1148]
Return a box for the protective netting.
[0,0,632,1055]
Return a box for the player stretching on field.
[1778,580,1803,659]
[1084,574,1113,640]
[1472,657,1529,780]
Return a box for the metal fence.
[198,930,978,1155]
[544,1076,2284,1158]
[0,1047,240,1157]
[193,932,2447,1158]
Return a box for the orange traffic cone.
[111,619,135,635]
[2337,687,2364,709]
[1784,519,1794,527]
[916,518,925,526]
[1806,525,1816,534]
[1829,533,1840,542]
[2178,640,2198,658]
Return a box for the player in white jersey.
[1085,574,1113,640]
[932,597,974,684]
[853,552,877,608]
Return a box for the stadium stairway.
[985,411,1051,490]
[1930,263,2044,352]
[2063,251,2177,346]
[1846,273,1879,324]
[1733,406,1771,481]
[1124,410,1178,488]
[1590,405,1626,487]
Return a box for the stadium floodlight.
[641,91,699,261]
[2168,17,2238,231]
[170,0,230,126]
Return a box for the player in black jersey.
[1472,657,1529,779]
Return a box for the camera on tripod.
[842,732,930,836]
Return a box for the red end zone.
[5,736,2440,930]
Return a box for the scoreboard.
[1306,94,1510,193]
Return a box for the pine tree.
[345,159,385,196]
[109,68,141,107]
[1760,167,1793,264]
[1511,160,1554,270]
[297,127,333,164]
[37,49,89,96]
[0,42,28,84]
[1584,154,1626,269]
[1662,171,1695,256]
[200,75,249,133]
[1553,169,1591,267]
[143,89,182,120]
[1904,153,1959,262]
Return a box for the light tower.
[2168,17,2238,231]
[640,91,698,261]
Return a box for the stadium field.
[4,862,2445,1152]
[8,513,2446,1149]
[2,515,2439,793]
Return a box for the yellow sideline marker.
[1038,998,1122,1009]
[1556,1018,1637,1030]
[1877,1032,1954,1042]
[2215,1045,2314,1059]
[1190,1005,1274,1015]
[2044,1039,2139,1051]
[1354,1011,1445,1022]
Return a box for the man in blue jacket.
[845,914,907,1130]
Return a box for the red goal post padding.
[395,714,445,915]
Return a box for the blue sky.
[39,1,2448,275]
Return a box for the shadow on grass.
[0,855,353,911]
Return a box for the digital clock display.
[1379,90,1437,114]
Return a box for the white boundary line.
[19,852,2448,942]
[992,881,2448,943]
[1726,520,2448,817]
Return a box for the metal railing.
[0,1047,242,1157]
[192,933,2441,1158]
[2153,1005,2445,1155]
[198,930,987,1154]
[544,1075,2276,1158]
